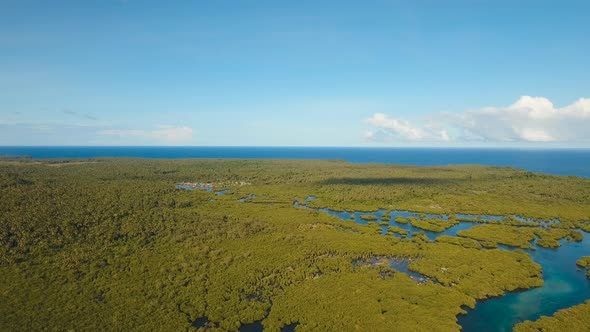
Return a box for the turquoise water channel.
[295,198,590,332]
[178,184,590,331]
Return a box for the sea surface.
[1,146,590,178]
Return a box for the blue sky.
[1,0,589,146]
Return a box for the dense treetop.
[1,158,589,331]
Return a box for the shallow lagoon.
[353,256,431,284]
[458,235,590,332]
[178,185,590,331]
[296,200,590,332]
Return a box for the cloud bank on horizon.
[366,96,590,144]
[2,96,589,147]
[0,122,195,146]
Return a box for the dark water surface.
[2,146,590,178]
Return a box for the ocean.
[1,146,589,178]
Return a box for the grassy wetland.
[1,158,590,331]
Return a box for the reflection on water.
[176,184,212,192]
[297,202,478,239]
[280,323,299,332]
[239,320,263,332]
[176,183,230,196]
[191,317,208,329]
[304,196,317,203]
[238,194,256,202]
[353,256,431,283]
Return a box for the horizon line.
[1,145,590,150]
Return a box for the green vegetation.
[577,221,590,233]
[394,216,409,224]
[407,244,542,299]
[435,235,482,249]
[388,226,408,237]
[359,214,378,222]
[0,158,589,331]
[0,155,32,161]
[567,230,584,242]
[492,216,541,227]
[577,256,590,278]
[514,300,590,331]
[456,225,583,249]
[457,225,536,249]
[534,229,582,248]
[408,217,459,233]
[577,256,590,268]
[264,269,473,331]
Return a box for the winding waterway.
[178,185,590,331]
[458,237,590,332]
[295,197,590,332]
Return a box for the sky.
[1,0,589,147]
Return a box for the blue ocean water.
[1,146,589,178]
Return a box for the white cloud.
[366,113,449,142]
[453,96,590,142]
[367,96,590,143]
[99,125,193,143]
